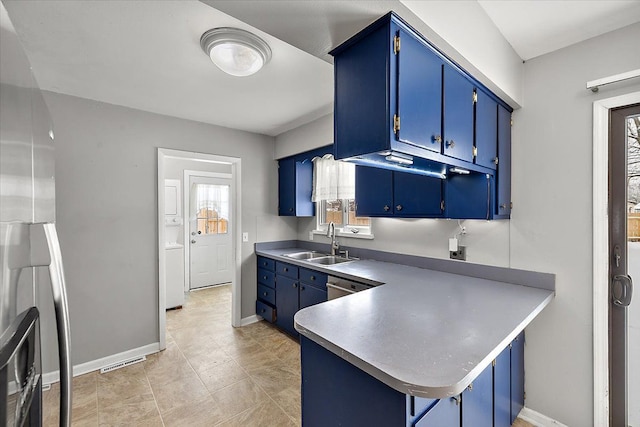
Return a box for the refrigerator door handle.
[40,223,73,427]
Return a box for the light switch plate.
[242,232,249,242]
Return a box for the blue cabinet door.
[414,396,461,427]
[396,27,442,153]
[275,275,298,337]
[496,105,512,217]
[443,65,474,163]
[445,173,492,220]
[355,166,393,216]
[393,172,443,216]
[295,159,315,217]
[299,284,326,309]
[462,363,493,427]
[494,346,511,427]
[511,332,525,423]
[278,157,295,216]
[475,90,498,169]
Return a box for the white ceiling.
[477,0,640,60]
[3,0,334,137]
[4,1,639,137]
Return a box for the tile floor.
[42,284,534,427]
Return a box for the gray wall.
[44,92,296,366]
[510,23,640,426]
[278,23,640,425]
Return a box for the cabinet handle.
[396,205,403,211]
[493,157,499,165]
[289,208,293,212]
[293,283,297,288]
[433,134,442,143]
[263,292,268,296]
[263,276,267,280]
[284,267,288,272]
[500,204,507,210]
[301,286,305,291]
[446,140,455,148]
[452,396,461,406]
[383,205,390,212]
[310,275,315,281]
[467,383,473,391]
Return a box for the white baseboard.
[42,342,161,385]
[518,407,568,427]
[240,314,261,326]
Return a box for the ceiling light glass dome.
[200,27,272,77]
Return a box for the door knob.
[383,205,390,212]
[446,140,455,148]
[396,205,403,211]
[433,135,442,143]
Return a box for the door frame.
[157,148,242,350]
[183,170,232,292]
[592,90,640,426]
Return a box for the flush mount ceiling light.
[200,27,272,77]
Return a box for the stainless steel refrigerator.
[0,2,72,426]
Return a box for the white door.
[188,176,232,289]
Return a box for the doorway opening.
[157,148,242,350]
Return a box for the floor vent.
[100,355,146,374]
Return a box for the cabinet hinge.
[473,146,478,158]
[524,391,527,400]
[493,157,499,165]
[472,91,478,104]
[393,35,401,54]
[511,116,514,127]
[393,114,400,134]
[510,202,513,210]
[440,200,445,211]
[492,360,496,367]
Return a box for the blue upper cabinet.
[496,105,512,217]
[331,12,513,219]
[397,27,443,154]
[278,145,332,217]
[443,65,474,163]
[356,166,443,217]
[475,89,499,170]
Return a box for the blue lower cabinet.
[255,300,275,323]
[299,284,326,309]
[461,362,493,427]
[301,336,406,426]
[414,396,461,427]
[511,332,525,423]
[275,275,299,337]
[494,346,511,427]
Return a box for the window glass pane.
[347,199,371,227]
[195,184,230,235]
[324,199,343,225]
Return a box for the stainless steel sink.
[283,251,329,260]
[306,255,354,265]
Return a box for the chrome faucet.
[326,221,340,256]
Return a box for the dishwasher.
[326,276,375,300]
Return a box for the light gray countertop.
[256,247,554,398]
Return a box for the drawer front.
[299,268,328,290]
[257,256,275,272]
[276,261,298,279]
[257,283,276,306]
[256,300,276,323]
[258,268,276,289]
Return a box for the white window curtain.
[312,154,355,202]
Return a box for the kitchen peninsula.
[255,242,554,426]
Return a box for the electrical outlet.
[450,246,466,261]
[242,232,249,242]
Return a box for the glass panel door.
[610,105,640,426]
